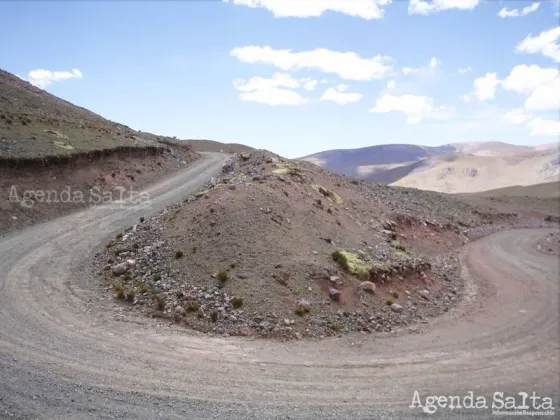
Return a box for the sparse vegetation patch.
[332,250,371,281]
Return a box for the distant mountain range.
[300,141,559,193]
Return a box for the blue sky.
[1,0,559,158]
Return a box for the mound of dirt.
[93,151,522,340]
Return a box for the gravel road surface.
[1,153,558,419]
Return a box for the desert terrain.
[302,141,560,193]
[0,68,558,419]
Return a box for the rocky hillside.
[93,151,530,340]
[0,69,199,234]
[0,69,184,160]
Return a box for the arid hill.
[0,69,252,161]
[390,148,559,193]
[93,150,545,340]
[301,141,559,193]
[0,69,171,159]
[300,143,454,178]
[0,69,199,234]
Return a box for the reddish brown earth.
[93,151,551,340]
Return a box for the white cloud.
[501,64,560,111]
[238,87,308,105]
[227,0,392,20]
[370,94,452,124]
[428,56,440,69]
[233,73,308,105]
[25,68,83,88]
[504,108,530,124]
[233,72,300,91]
[320,84,363,104]
[516,26,560,63]
[302,78,318,91]
[403,67,422,75]
[462,72,505,102]
[408,0,480,15]
[472,72,500,101]
[527,117,560,136]
[231,46,392,81]
[501,64,558,94]
[458,66,472,73]
[525,77,560,110]
[387,80,396,89]
[468,65,560,110]
[498,2,539,18]
[402,56,439,75]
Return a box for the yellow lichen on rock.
[332,250,371,281]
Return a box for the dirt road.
[1,153,558,419]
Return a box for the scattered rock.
[419,289,431,299]
[112,262,131,276]
[390,303,403,313]
[359,281,376,293]
[297,299,311,309]
[382,229,397,240]
[329,288,342,301]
